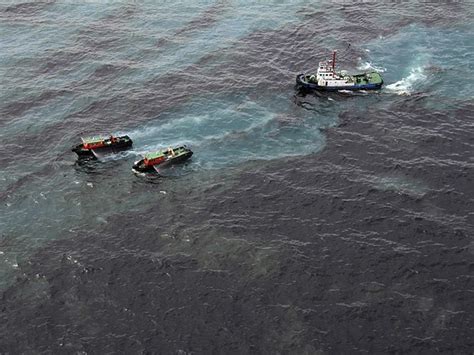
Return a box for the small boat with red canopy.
[72,135,133,158]
[132,146,193,173]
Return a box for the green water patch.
[124,91,338,170]
[369,174,429,198]
[362,23,474,100]
[0,0,319,147]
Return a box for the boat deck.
[145,147,189,160]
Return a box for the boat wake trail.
[357,61,386,73]
[119,94,328,169]
[385,66,426,95]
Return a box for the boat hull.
[72,135,133,157]
[132,149,193,173]
[296,73,383,91]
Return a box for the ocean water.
[1,1,473,353]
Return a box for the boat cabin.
[82,136,106,149]
[144,151,166,166]
[81,135,120,149]
[317,61,336,78]
[312,51,353,88]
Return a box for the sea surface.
[0,0,473,353]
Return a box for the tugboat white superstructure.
[296,51,383,91]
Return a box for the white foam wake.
[358,61,386,73]
[385,66,426,95]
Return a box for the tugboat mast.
[332,50,336,72]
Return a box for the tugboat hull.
[296,73,383,92]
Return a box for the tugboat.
[132,146,193,173]
[296,51,383,91]
[72,135,133,158]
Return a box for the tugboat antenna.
[332,50,337,71]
